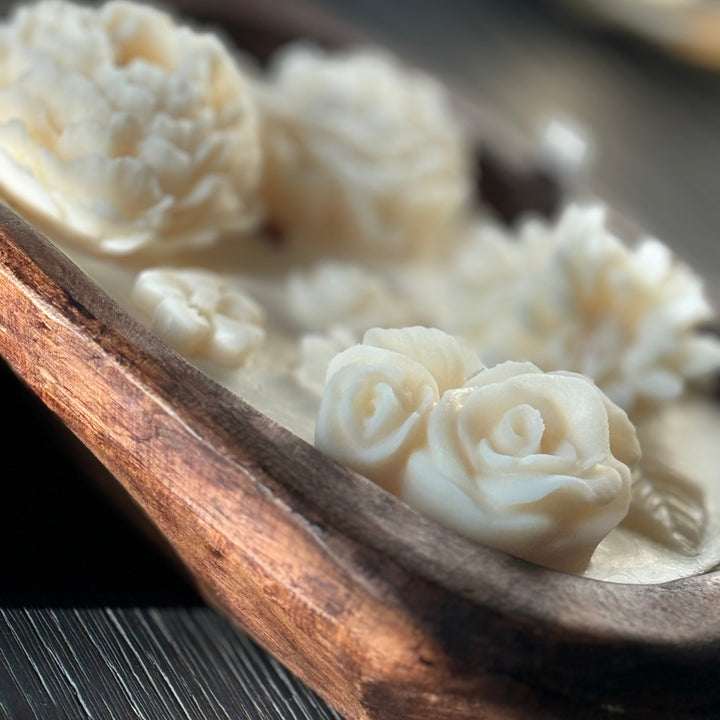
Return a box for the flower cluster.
[2,1,717,576]
[315,327,639,571]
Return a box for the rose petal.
[364,325,482,393]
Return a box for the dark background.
[1,1,719,718]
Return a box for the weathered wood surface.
[1,1,720,719]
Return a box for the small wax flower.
[296,327,357,397]
[285,260,410,333]
[132,268,265,367]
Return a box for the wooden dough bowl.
[0,2,718,718]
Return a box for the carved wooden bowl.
[0,2,718,718]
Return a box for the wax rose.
[315,327,482,491]
[257,44,469,259]
[401,361,640,572]
[0,0,262,254]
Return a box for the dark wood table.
[2,1,719,718]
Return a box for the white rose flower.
[315,327,482,491]
[285,261,410,333]
[400,361,640,572]
[132,268,265,366]
[0,0,262,255]
[257,44,469,259]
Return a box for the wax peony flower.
[522,206,720,409]
[257,44,469,259]
[132,268,265,366]
[400,361,640,572]
[434,205,720,410]
[315,327,481,490]
[0,0,262,254]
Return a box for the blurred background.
[1,0,719,717]
[310,0,720,300]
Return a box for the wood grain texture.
[0,360,338,720]
[1,1,720,718]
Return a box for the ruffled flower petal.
[0,0,262,254]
